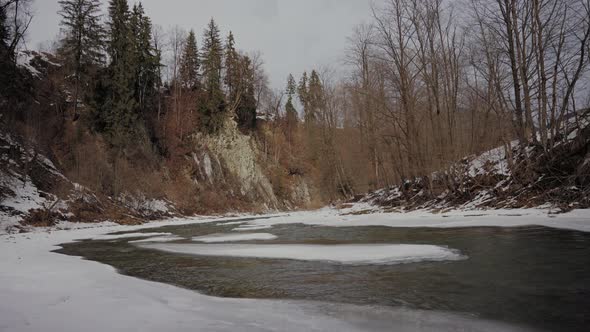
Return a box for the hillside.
[0,51,318,234]
[353,111,590,214]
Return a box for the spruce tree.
[0,3,14,99]
[285,74,298,134]
[224,31,238,99]
[199,18,225,133]
[105,0,137,142]
[179,30,199,90]
[235,55,257,130]
[0,4,8,52]
[306,70,323,125]
[130,2,158,111]
[297,71,309,122]
[57,0,105,118]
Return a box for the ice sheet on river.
[0,212,547,331]
[192,233,278,243]
[138,243,466,265]
[91,232,173,241]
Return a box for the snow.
[244,207,590,233]
[16,52,41,76]
[221,220,250,225]
[0,174,48,232]
[91,232,173,241]
[192,233,278,243]
[233,225,273,231]
[129,235,185,243]
[0,214,537,332]
[0,176,46,213]
[139,243,465,265]
[468,142,516,177]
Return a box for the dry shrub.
[22,208,61,227]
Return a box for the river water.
[56,218,590,331]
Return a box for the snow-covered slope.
[0,132,177,234]
[357,111,590,213]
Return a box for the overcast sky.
[27,0,374,90]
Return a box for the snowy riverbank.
[2,208,588,331]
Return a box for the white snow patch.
[16,52,40,76]
[129,235,185,244]
[139,243,465,265]
[91,232,172,241]
[232,225,273,231]
[223,207,590,233]
[221,220,250,226]
[1,176,46,212]
[468,142,515,177]
[192,233,278,243]
[0,174,48,232]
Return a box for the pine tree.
[57,0,105,118]
[235,55,257,130]
[199,18,225,133]
[224,31,238,99]
[130,2,158,111]
[306,70,323,125]
[0,3,11,64]
[285,74,298,136]
[0,3,15,99]
[297,71,309,122]
[0,4,8,52]
[105,0,137,142]
[179,30,199,90]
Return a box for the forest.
[1,0,589,223]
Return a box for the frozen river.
[57,215,590,331]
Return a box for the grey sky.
[28,0,374,90]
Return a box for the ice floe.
[138,243,465,265]
[91,232,173,241]
[232,225,273,231]
[129,235,185,243]
[192,233,278,243]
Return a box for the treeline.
[53,0,259,147]
[0,0,270,209]
[264,0,590,196]
[0,0,32,107]
[2,0,589,206]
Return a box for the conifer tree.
[0,3,16,99]
[235,55,257,130]
[105,0,137,141]
[179,30,199,90]
[199,18,225,133]
[0,4,8,52]
[306,70,323,125]
[57,0,105,118]
[285,73,298,134]
[297,71,309,122]
[224,31,238,99]
[130,2,157,111]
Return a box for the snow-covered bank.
[139,243,465,265]
[0,212,547,332]
[243,207,590,233]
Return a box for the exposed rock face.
[290,176,312,208]
[191,118,279,210]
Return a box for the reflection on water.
[57,220,590,332]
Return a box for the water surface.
[57,219,590,331]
